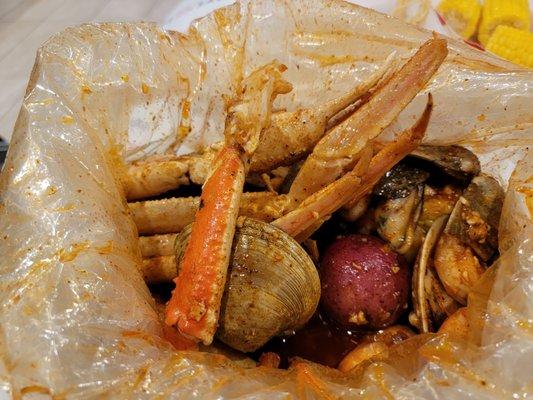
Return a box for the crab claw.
[250,54,396,173]
[273,94,434,242]
[288,38,448,205]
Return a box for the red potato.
[321,234,410,330]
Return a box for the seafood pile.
[125,38,504,370]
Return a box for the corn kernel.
[478,0,531,46]
[486,25,533,68]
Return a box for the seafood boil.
[2,0,532,396]
[124,37,502,369]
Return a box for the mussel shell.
[445,174,504,261]
[175,217,320,353]
[375,145,480,200]
[278,161,303,194]
[409,145,481,180]
[411,215,460,333]
[373,163,430,199]
[375,185,424,261]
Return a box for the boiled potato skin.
[320,234,410,330]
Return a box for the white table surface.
[0,0,185,141]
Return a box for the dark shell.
[409,145,481,180]
[373,163,430,199]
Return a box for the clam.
[410,215,460,333]
[175,217,320,352]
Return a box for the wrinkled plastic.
[0,0,531,398]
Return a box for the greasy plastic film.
[0,0,531,397]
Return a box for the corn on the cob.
[478,0,531,46]
[486,25,533,68]
[437,0,481,40]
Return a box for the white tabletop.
[0,0,183,141]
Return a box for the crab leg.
[139,234,176,257]
[249,55,395,174]
[164,146,245,343]
[124,160,190,201]
[274,94,433,242]
[288,38,448,205]
[142,255,178,284]
[165,62,292,345]
[130,192,290,235]
[124,60,393,201]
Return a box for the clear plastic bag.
[0,0,531,398]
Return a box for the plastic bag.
[0,0,531,398]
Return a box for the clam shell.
[175,217,320,352]
[410,215,460,333]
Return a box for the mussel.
[433,174,504,304]
[372,145,473,261]
[440,174,503,262]
[367,145,503,333]
[375,184,425,261]
[175,217,320,352]
[373,163,429,200]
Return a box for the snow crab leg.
[142,255,177,284]
[165,62,292,344]
[124,159,190,201]
[249,54,396,174]
[139,233,176,258]
[130,192,290,235]
[288,38,448,204]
